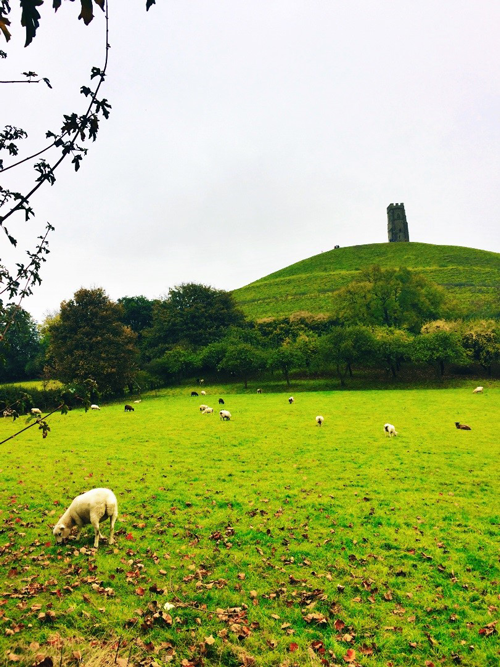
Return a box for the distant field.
[0,385,498,666]
[233,242,500,319]
[0,379,62,391]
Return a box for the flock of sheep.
[44,384,486,549]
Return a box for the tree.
[0,305,42,381]
[373,327,413,378]
[461,320,500,376]
[47,287,138,394]
[147,346,197,385]
[118,296,156,339]
[145,283,246,354]
[267,342,303,386]
[411,325,469,380]
[317,326,376,386]
[218,341,266,389]
[332,266,448,332]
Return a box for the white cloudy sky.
[2,0,499,321]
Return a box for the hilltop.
[233,242,500,320]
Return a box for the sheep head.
[53,523,72,543]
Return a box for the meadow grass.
[0,385,499,666]
[233,242,500,319]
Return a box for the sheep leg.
[109,512,117,545]
[73,517,84,541]
[90,514,102,548]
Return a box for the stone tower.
[387,203,409,242]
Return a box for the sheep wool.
[53,488,118,549]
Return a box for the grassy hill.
[233,242,500,320]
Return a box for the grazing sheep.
[201,390,207,396]
[191,391,199,397]
[31,407,42,416]
[90,404,100,410]
[53,488,118,549]
[199,404,209,412]
[218,398,225,405]
[2,409,13,418]
[288,397,294,404]
[133,399,142,404]
[219,410,231,421]
[199,378,205,385]
[257,388,262,394]
[316,415,324,426]
[455,422,471,430]
[124,404,134,412]
[202,407,214,414]
[384,423,398,437]
[472,386,484,394]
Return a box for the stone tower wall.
[387,203,410,242]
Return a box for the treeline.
[1,266,500,395]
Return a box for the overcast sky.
[2,1,500,321]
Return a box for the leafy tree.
[218,342,266,388]
[267,342,304,386]
[0,305,42,381]
[332,266,448,332]
[373,327,413,378]
[118,296,156,338]
[294,333,320,376]
[147,346,197,385]
[47,288,138,394]
[316,326,376,386]
[411,325,469,379]
[145,283,246,354]
[461,320,500,376]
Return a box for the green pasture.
[233,242,500,319]
[0,386,499,666]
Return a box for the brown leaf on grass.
[303,612,327,625]
[384,591,393,601]
[7,655,21,663]
[343,648,356,663]
[135,587,145,596]
[205,635,215,645]
[33,658,53,667]
[289,643,299,652]
[479,620,497,636]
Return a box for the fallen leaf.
[343,648,356,663]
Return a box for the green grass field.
[233,242,500,319]
[0,385,499,666]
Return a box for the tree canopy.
[47,287,138,393]
[144,283,246,353]
[332,266,448,332]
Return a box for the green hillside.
[233,242,500,320]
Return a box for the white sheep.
[202,407,214,414]
[31,408,42,416]
[134,399,142,404]
[316,415,324,426]
[219,410,231,421]
[199,404,209,412]
[288,397,294,404]
[90,404,100,410]
[200,390,207,396]
[384,423,398,437]
[257,388,262,394]
[53,488,118,549]
[472,386,484,394]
